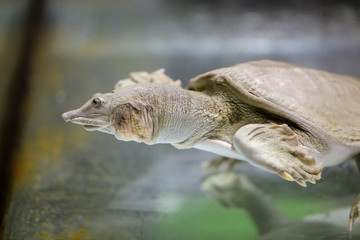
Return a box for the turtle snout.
[62,110,76,122]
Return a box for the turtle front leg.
[233,123,323,187]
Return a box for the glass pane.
[3,1,360,239]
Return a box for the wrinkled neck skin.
[111,84,221,146]
[155,87,221,146]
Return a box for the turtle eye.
[92,98,103,108]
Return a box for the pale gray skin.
[62,60,360,229]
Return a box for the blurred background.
[1,0,360,239]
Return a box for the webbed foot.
[233,123,323,187]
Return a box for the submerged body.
[62,60,360,229]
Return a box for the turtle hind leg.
[233,123,323,187]
[203,156,245,174]
[349,154,360,232]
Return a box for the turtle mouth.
[67,117,110,131]
[83,124,103,131]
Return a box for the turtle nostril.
[62,112,69,122]
[62,111,74,122]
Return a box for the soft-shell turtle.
[62,60,360,229]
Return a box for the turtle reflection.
[202,172,360,240]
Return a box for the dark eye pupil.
[93,98,102,107]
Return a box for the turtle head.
[62,84,161,143]
[62,92,114,133]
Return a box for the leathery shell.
[188,60,360,148]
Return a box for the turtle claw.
[349,194,360,232]
[296,179,307,187]
[278,170,311,187]
[313,171,322,180]
[308,177,316,184]
[350,218,355,232]
[278,170,294,181]
[279,170,307,187]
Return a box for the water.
[2,0,360,239]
